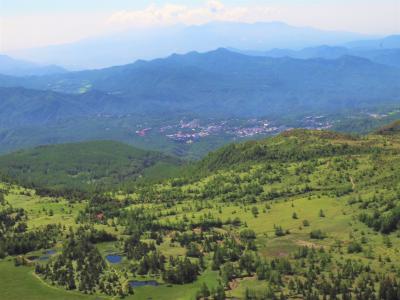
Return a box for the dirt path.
[228,275,256,291]
[350,176,356,189]
[296,239,323,249]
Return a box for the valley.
[1,10,400,299]
[0,47,399,159]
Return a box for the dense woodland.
[0,140,182,195]
[1,123,400,299]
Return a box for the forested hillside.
[0,87,126,127]
[0,141,182,195]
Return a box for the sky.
[1,0,399,51]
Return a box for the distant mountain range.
[1,48,399,119]
[0,54,67,76]
[344,35,400,49]
[7,21,371,69]
[232,35,400,68]
[1,33,400,156]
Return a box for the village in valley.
[134,116,334,144]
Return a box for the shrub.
[347,241,363,253]
[251,207,259,218]
[274,225,285,237]
[310,229,326,239]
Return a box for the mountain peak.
[206,47,241,56]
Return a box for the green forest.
[0,140,182,194]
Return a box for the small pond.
[129,280,159,288]
[39,256,50,261]
[45,249,56,255]
[106,254,122,264]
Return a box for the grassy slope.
[4,185,85,229]
[159,128,400,296]
[130,270,219,300]
[2,126,400,299]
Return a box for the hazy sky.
[1,0,399,51]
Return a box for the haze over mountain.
[344,34,400,49]
[8,21,371,69]
[0,54,67,76]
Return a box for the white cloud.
[107,1,276,28]
[105,0,399,35]
[1,1,398,52]
[207,0,225,13]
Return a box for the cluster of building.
[233,124,282,138]
[164,119,283,143]
[135,128,152,137]
[302,116,333,130]
[166,131,209,143]
[134,116,334,144]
